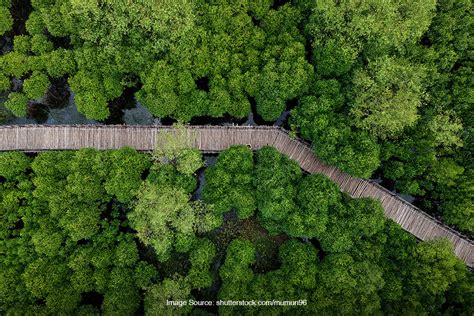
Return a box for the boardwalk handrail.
[0,124,472,267]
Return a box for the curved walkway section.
[0,125,472,267]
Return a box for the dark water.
[0,87,98,125]
[1,83,296,127]
[192,155,218,201]
[371,177,416,203]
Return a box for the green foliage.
[252,5,313,121]
[444,265,474,316]
[191,200,223,234]
[289,174,339,237]
[137,61,201,121]
[438,170,474,231]
[219,239,255,287]
[31,151,73,199]
[67,148,107,203]
[0,5,13,36]
[175,148,202,176]
[320,197,385,253]
[349,56,427,138]
[30,34,54,55]
[68,71,111,120]
[134,261,158,289]
[0,52,31,78]
[147,163,197,194]
[130,138,216,260]
[43,49,76,78]
[0,72,10,92]
[187,238,217,289]
[25,10,45,35]
[0,147,472,314]
[293,0,472,232]
[219,239,318,314]
[374,0,473,232]
[144,276,193,316]
[4,1,315,121]
[101,267,141,315]
[314,253,384,314]
[411,239,459,296]
[153,125,203,176]
[254,146,302,233]
[22,257,69,298]
[129,182,194,261]
[0,152,31,180]
[380,228,471,314]
[0,149,168,314]
[23,71,50,100]
[291,83,381,178]
[278,240,319,289]
[4,92,29,117]
[13,35,31,54]
[103,147,151,203]
[306,0,436,65]
[0,0,473,312]
[203,145,256,219]
[58,202,102,241]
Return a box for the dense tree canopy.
[1,150,156,314]
[0,0,471,230]
[291,82,381,178]
[0,1,13,36]
[129,138,219,262]
[0,0,473,313]
[290,0,473,232]
[203,145,256,219]
[254,146,302,230]
[0,147,472,314]
[0,0,311,121]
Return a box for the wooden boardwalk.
[0,125,472,267]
